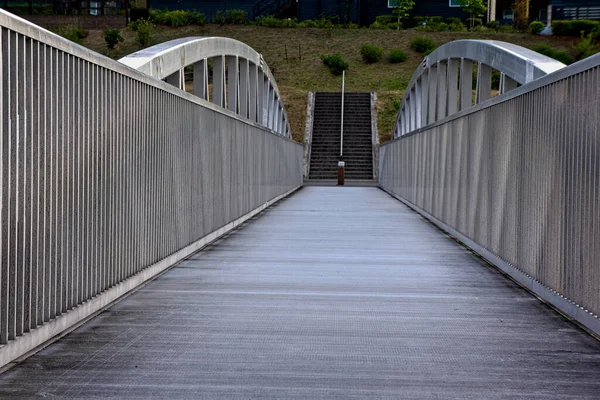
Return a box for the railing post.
[459,58,473,110]
[339,70,345,185]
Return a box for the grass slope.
[82,25,576,143]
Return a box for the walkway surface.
[1,187,600,399]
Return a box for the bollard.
[338,161,345,186]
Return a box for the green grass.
[80,25,577,143]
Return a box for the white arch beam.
[394,40,566,138]
[119,37,291,137]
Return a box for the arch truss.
[394,40,566,138]
[120,37,291,137]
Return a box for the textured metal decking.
[1,187,600,399]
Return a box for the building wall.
[362,0,465,25]
[150,0,257,19]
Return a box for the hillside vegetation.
[79,25,578,143]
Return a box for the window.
[449,0,461,7]
[387,0,395,7]
[503,9,514,20]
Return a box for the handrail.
[380,50,600,337]
[340,70,345,158]
[119,37,291,138]
[393,40,566,138]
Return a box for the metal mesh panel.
[0,25,303,346]
[380,58,600,321]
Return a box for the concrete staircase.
[308,92,374,180]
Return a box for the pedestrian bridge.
[1,10,600,398]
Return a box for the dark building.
[6,0,599,25]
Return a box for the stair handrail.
[340,70,345,158]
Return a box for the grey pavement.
[1,187,600,399]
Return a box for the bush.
[162,10,189,27]
[55,25,88,44]
[148,9,206,27]
[320,53,349,75]
[499,24,516,33]
[187,11,207,26]
[369,21,390,29]
[410,36,437,55]
[376,15,396,24]
[213,10,227,25]
[135,19,154,48]
[531,44,573,65]
[226,9,248,24]
[388,49,408,63]
[315,17,335,28]
[360,43,384,63]
[573,32,600,60]
[255,15,298,28]
[486,20,500,31]
[104,28,123,50]
[446,17,466,32]
[298,19,316,27]
[471,25,493,33]
[529,21,545,34]
[466,17,483,29]
[552,20,600,36]
[413,16,448,31]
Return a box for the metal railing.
[380,52,600,336]
[0,10,302,367]
[340,70,345,158]
[394,40,566,138]
[119,37,291,138]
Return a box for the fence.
[0,10,302,366]
[380,53,600,335]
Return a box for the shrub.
[55,25,88,44]
[255,15,298,28]
[360,43,384,63]
[446,17,466,31]
[345,23,359,29]
[498,24,516,33]
[315,17,335,28]
[467,17,483,28]
[369,21,390,29]
[552,20,600,36]
[529,20,545,34]
[187,11,207,26]
[471,25,493,33]
[531,44,573,65]
[573,32,600,60]
[392,98,402,111]
[213,10,227,25]
[388,49,408,63]
[135,19,154,48]
[413,16,448,31]
[410,36,437,55]
[486,20,500,31]
[376,15,396,24]
[148,9,205,27]
[226,9,248,24]
[320,53,349,75]
[298,19,316,27]
[104,28,123,50]
[149,9,166,24]
[162,10,188,27]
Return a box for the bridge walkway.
[1,187,600,399]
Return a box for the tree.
[389,0,415,30]
[512,0,530,31]
[457,0,487,29]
